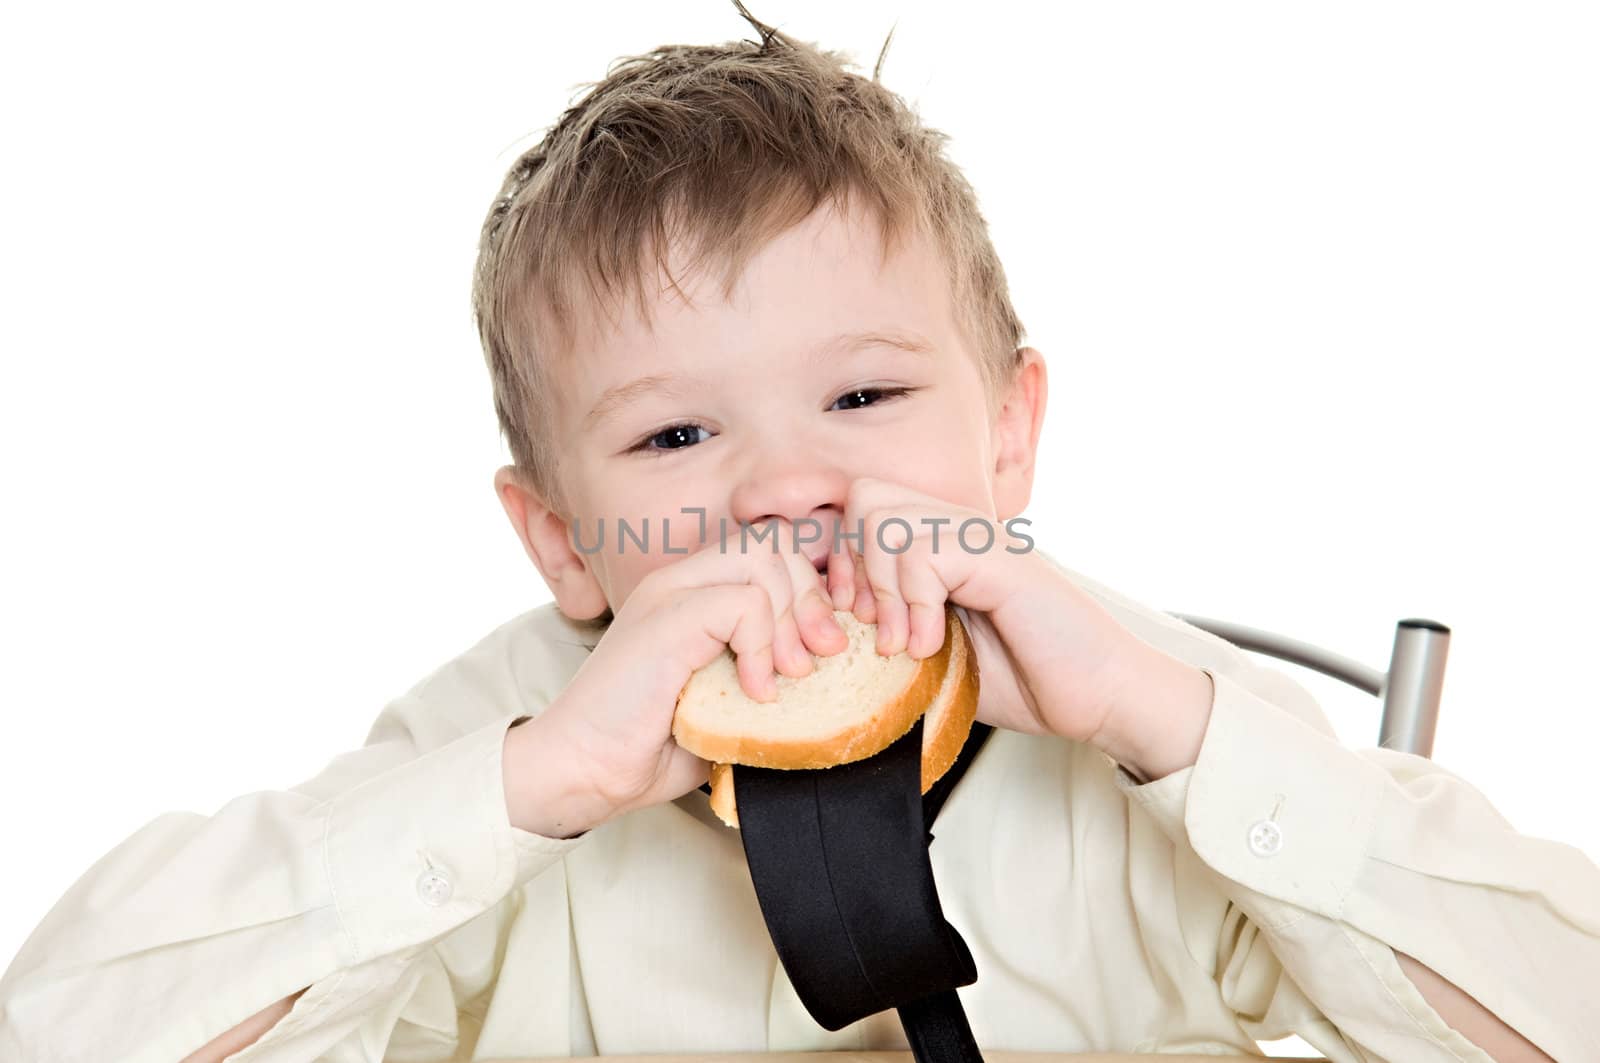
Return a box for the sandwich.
[672,603,980,827]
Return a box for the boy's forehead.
[558,200,960,413]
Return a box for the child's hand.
[517,518,848,832]
[823,478,1192,751]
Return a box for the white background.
[2,3,1595,1057]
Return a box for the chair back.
[1166,614,1450,758]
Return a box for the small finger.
[774,536,846,659]
[866,517,909,656]
[712,584,779,701]
[827,541,855,611]
[898,550,949,660]
[851,537,877,624]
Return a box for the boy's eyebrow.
[583,329,933,431]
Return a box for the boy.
[3,6,1594,1061]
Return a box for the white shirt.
[2,554,1595,1062]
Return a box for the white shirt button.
[416,867,454,906]
[1247,819,1283,857]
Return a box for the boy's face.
[496,197,1047,620]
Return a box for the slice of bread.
[673,605,953,769]
[686,605,980,828]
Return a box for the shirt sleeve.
[1105,661,1600,1063]
[0,695,589,1063]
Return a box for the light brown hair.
[471,1,1025,517]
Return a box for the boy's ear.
[991,346,1048,522]
[492,466,612,620]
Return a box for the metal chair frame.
[1165,613,1452,758]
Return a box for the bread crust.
[920,607,980,792]
[673,605,956,769]
[703,605,979,828]
[707,760,737,826]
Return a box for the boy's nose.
[729,458,850,557]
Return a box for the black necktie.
[700,715,994,1062]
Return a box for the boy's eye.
[829,386,913,412]
[624,387,917,456]
[629,423,710,455]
